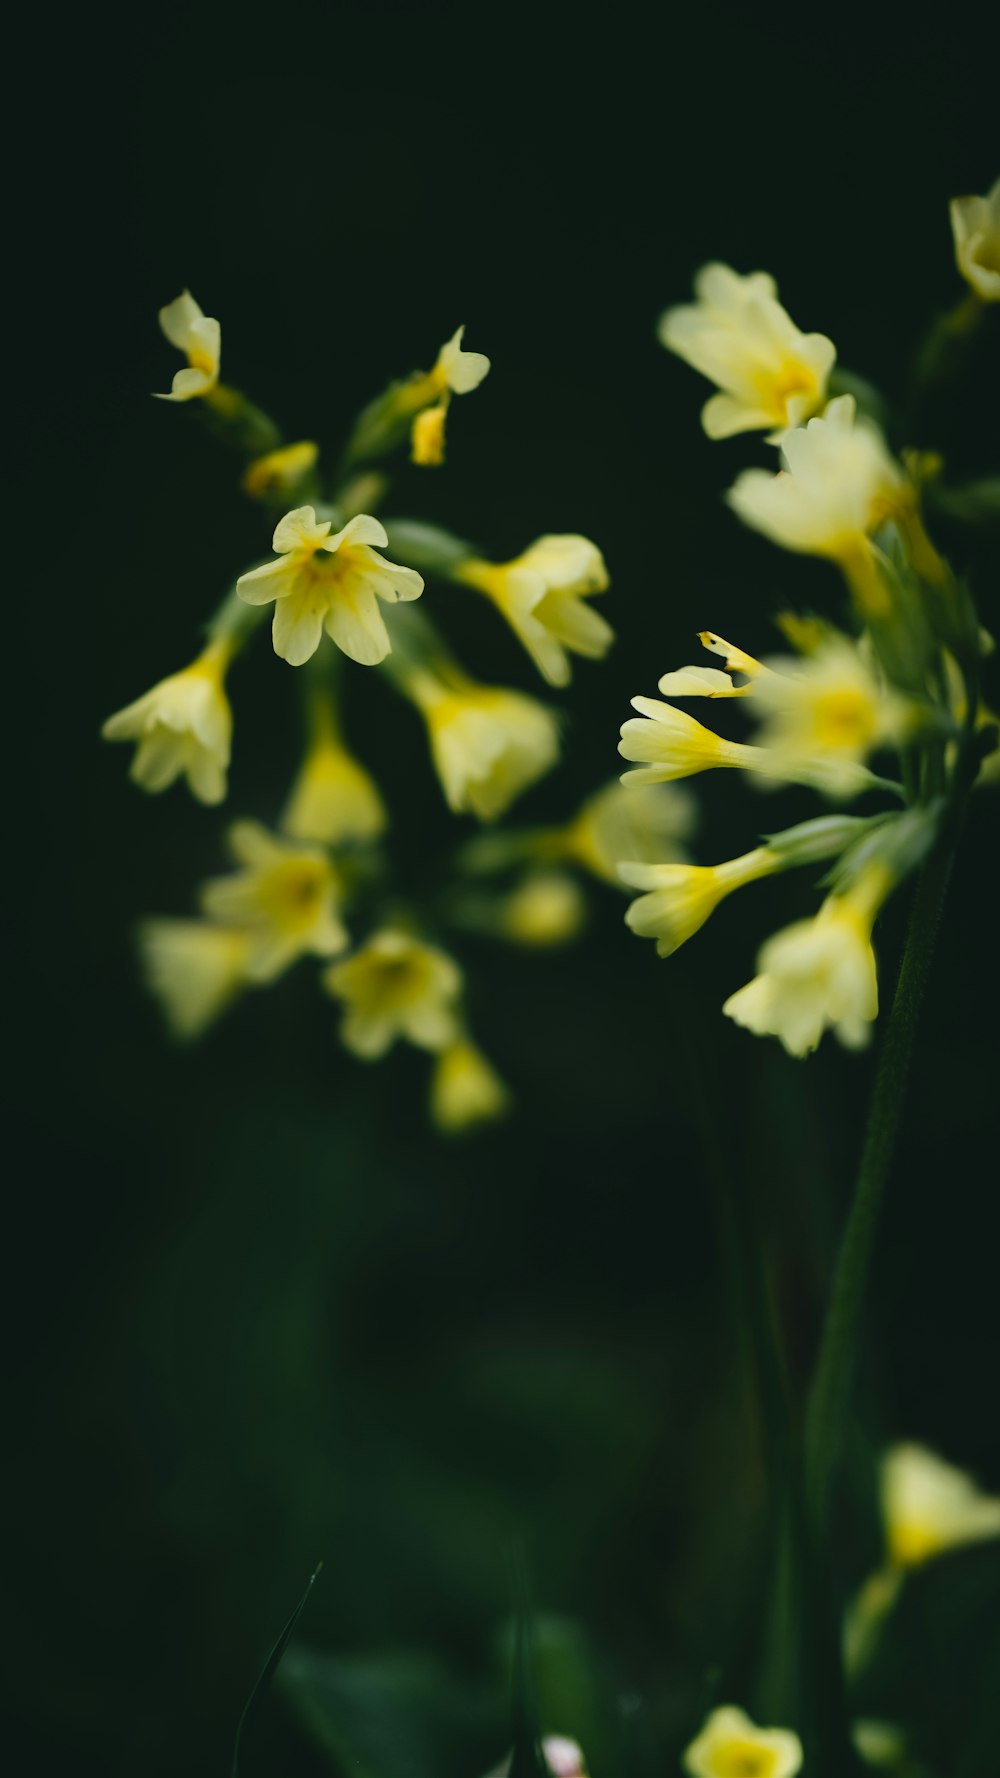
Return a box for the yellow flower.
[153,290,221,401]
[657,631,771,700]
[102,638,234,805]
[726,396,908,593]
[429,1037,510,1132]
[563,779,695,885]
[750,639,913,798]
[406,666,560,821]
[881,1443,1000,1569]
[411,402,448,465]
[659,262,835,439]
[138,920,250,1039]
[723,865,890,1057]
[323,928,462,1058]
[621,849,775,957]
[619,698,758,784]
[683,1705,803,1778]
[282,717,386,846]
[199,820,347,982]
[500,872,588,946]
[432,324,491,396]
[409,325,491,463]
[237,506,424,667]
[457,535,612,686]
[950,179,1000,302]
[242,440,319,499]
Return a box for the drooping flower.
[682,1705,803,1778]
[154,290,221,401]
[102,638,234,805]
[949,179,1000,302]
[562,779,695,884]
[457,535,613,687]
[237,507,424,667]
[405,666,560,821]
[138,920,251,1039]
[723,864,890,1056]
[659,262,835,439]
[880,1443,1000,1569]
[429,1036,510,1132]
[621,849,775,956]
[410,325,491,463]
[282,711,386,846]
[199,821,347,981]
[323,928,462,1058]
[242,440,319,500]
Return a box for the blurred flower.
[683,1705,803,1778]
[881,1442,1000,1568]
[457,535,612,687]
[282,714,386,846]
[563,778,694,884]
[483,1735,588,1778]
[406,666,560,820]
[324,928,462,1058]
[429,1036,510,1132]
[851,1720,907,1770]
[411,401,448,465]
[621,848,774,956]
[749,639,914,798]
[242,440,319,499]
[102,638,234,805]
[200,820,347,981]
[500,871,588,946]
[154,289,221,401]
[237,506,424,667]
[723,863,890,1056]
[950,179,1000,302]
[659,261,835,439]
[138,920,250,1039]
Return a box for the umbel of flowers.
[103,295,622,1130]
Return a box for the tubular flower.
[457,534,613,687]
[723,863,891,1056]
[237,506,424,667]
[154,290,221,401]
[242,440,319,500]
[880,1443,1000,1569]
[429,1037,510,1132]
[683,1705,803,1778]
[727,396,909,603]
[950,179,1000,302]
[138,920,251,1039]
[749,639,914,798]
[618,695,878,796]
[282,722,386,846]
[659,262,835,439]
[405,666,560,821]
[621,848,776,956]
[658,631,773,700]
[323,928,462,1059]
[410,325,491,464]
[563,779,695,884]
[102,638,234,805]
[199,820,347,982]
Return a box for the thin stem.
[803,838,955,1540]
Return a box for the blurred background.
[10,4,999,1773]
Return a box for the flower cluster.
[620,201,996,1057]
[104,298,619,1129]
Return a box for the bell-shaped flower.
[458,535,612,686]
[429,1037,510,1132]
[138,920,250,1039]
[621,849,775,957]
[282,720,386,846]
[406,666,560,821]
[683,1706,803,1778]
[237,506,424,667]
[102,639,234,805]
[950,179,1000,302]
[659,261,835,439]
[199,821,347,982]
[323,928,462,1058]
[154,290,221,401]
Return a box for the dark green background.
[12,5,999,1773]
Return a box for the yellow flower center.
[811,687,878,751]
[262,860,329,929]
[760,361,816,418]
[888,1518,942,1567]
[187,346,217,376]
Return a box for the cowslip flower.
[727,396,909,607]
[282,716,386,846]
[683,1705,802,1778]
[657,630,772,700]
[881,1443,1000,1569]
[138,920,250,1039]
[154,290,221,401]
[749,639,913,798]
[621,848,776,956]
[723,863,891,1056]
[429,1037,510,1132]
[237,507,424,667]
[410,325,491,463]
[618,693,881,798]
[949,178,1000,302]
[323,928,461,1058]
[563,779,694,884]
[405,666,560,821]
[200,821,347,981]
[499,872,588,946]
[102,638,234,805]
[456,535,613,687]
[659,262,835,439]
[242,440,319,500]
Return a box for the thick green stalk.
[803,839,955,1540]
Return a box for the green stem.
[803,838,955,1540]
